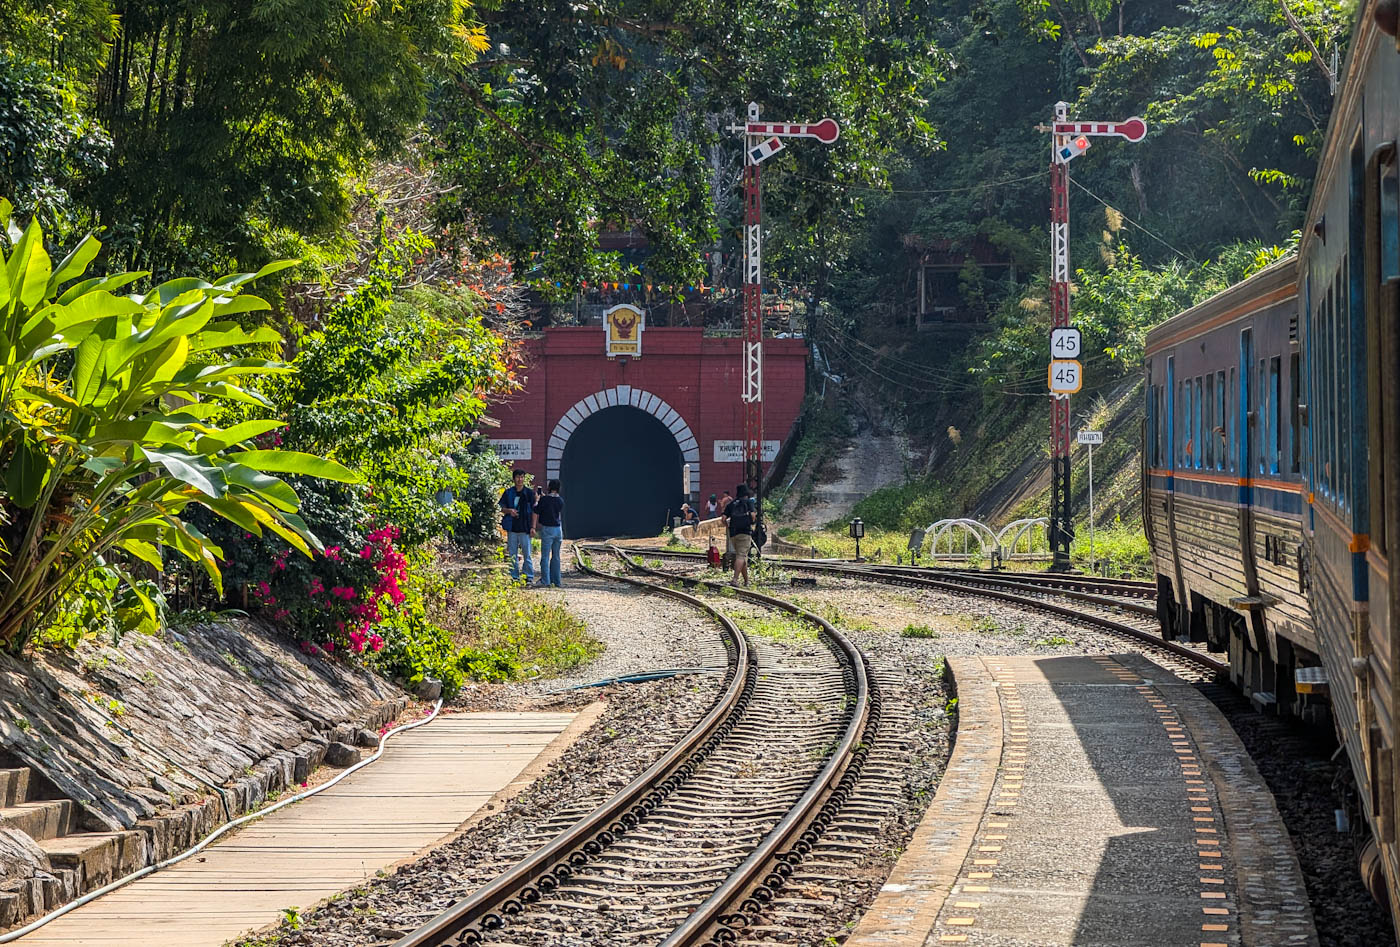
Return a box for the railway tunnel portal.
[484,326,808,538]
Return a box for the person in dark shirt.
[722,484,756,587]
[535,480,565,587]
[499,469,536,582]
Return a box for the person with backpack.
[534,480,565,588]
[499,469,536,582]
[723,484,757,587]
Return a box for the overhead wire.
[1069,179,1197,263]
[815,316,1117,391]
[784,170,1048,196]
[814,326,1072,395]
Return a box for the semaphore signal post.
[729,103,839,538]
[1041,101,1146,571]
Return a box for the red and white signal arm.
[1052,117,1148,142]
[745,118,841,143]
[1048,359,1083,394]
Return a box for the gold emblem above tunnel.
[605,304,644,357]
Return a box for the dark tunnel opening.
[560,406,684,538]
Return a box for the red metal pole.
[1049,102,1074,570]
[742,110,764,505]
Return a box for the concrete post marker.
[17,711,580,947]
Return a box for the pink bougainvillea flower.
[325,546,342,561]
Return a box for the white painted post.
[1076,429,1104,572]
[683,463,692,499]
[1088,441,1095,573]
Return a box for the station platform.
[17,707,599,946]
[848,654,1318,947]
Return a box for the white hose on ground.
[0,698,445,942]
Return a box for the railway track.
[612,545,1226,680]
[397,546,880,947]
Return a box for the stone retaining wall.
[0,617,409,929]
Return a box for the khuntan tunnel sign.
[605,304,644,357]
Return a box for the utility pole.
[729,104,840,538]
[1041,103,1146,571]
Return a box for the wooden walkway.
[20,709,596,946]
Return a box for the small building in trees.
[905,235,1015,329]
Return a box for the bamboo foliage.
[0,199,359,651]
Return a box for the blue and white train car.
[1145,0,1400,916]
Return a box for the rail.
[607,545,877,947]
[394,546,754,946]
[616,545,1225,676]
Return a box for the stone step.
[0,800,75,842]
[38,831,148,892]
[0,769,31,807]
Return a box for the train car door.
[1238,328,1266,652]
[1165,355,1189,635]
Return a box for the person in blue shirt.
[534,480,565,587]
[499,469,536,582]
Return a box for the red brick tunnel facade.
[485,327,808,537]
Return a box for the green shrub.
[901,624,939,639]
[456,571,603,678]
[0,202,358,652]
[371,555,466,696]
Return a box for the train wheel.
[1360,836,1390,906]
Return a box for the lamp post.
[849,517,865,562]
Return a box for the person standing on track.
[535,480,565,588]
[499,469,536,582]
[723,484,756,587]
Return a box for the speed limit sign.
[1048,359,1083,394]
[1050,327,1082,358]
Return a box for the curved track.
[613,545,1226,679]
[398,547,879,947]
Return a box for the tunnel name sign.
[605,304,645,357]
[714,440,780,463]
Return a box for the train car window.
[1216,370,1227,471]
[1204,374,1215,469]
[1168,356,1176,470]
[1146,378,1157,467]
[1194,376,1203,468]
[1179,379,1188,466]
[1337,264,1351,509]
[1290,353,1301,475]
[1260,357,1271,473]
[1269,356,1282,475]
[1227,367,1236,472]
[1319,280,1333,499]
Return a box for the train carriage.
[1145,0,1400,919]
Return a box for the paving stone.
[847,654,1320,947]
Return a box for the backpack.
[729,498,755,534]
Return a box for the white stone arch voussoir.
[545,385,701,492]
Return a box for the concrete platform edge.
[846,656,1001,947]
[1159,675,1321,947]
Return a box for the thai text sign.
[491,438,532,460]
